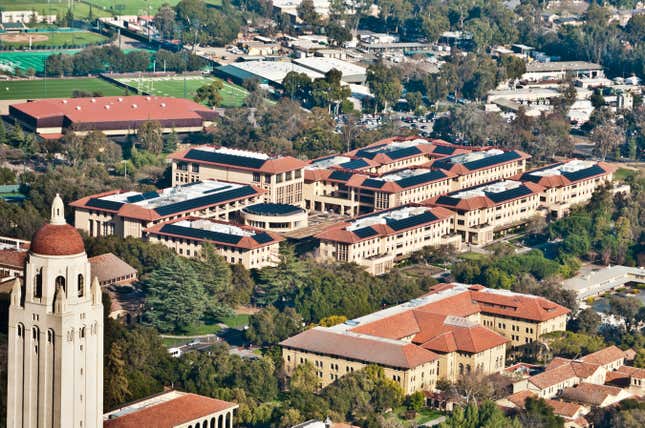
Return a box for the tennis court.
[115,75,248,107]
[0,78,124,100]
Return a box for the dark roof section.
[252,232,276,244]
[339,159,370,169]
[86,198,125,211]
[462,151,522,171]
[487,185,534,203]
[434,195,461,207]
[562,164,606,182]
[183,149,267,169]
[396,170,447,188]
[353,227,378,238]
[154,186,258,216]
[329,170,354,181]
[243,203,305,216]
[361,178,386,189]
[386,211,438,231]
[432,145,458,155]
[160,223,244,245]
[388,146,422,160]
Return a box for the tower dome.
[30,194,85,256]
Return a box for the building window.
[192,164,200,173]
[77,274,84,297]
[55,276,66,294]
[34,269,43,298]
[253,172,261,182]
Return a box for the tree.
[608,295,642,331]
[590,109,624,160]
[246,306,303,346]
[406,391,425,411]
[501,55,526,81]
[520,396,565,428]
[290,361,318,393]
[297,0,319,27]
[283,71,312,101]
[154,4,176,38]
[104,342,131,409]
[571,308,601,335]
[422,14,450,42]
[137,121,164,154]
[405,91,423,113]
[367,62,402,112]
[326,22,351,46]
[142,257,209,332]
[194,80,223,107]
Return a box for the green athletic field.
[0,31,108,49]
[0,1,112,19]
[86,0,222,15]
[115,75,248,108]
[0,78,124,100]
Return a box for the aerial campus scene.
[0,0,644,427]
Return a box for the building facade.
[71,180,264,238]
[316,205,459,275]
[7,195,103,428]
[425,180,543,245]
[280,283,569,393]
[516,159,615,218]
[170,146,307,206]
[145,217,283,269]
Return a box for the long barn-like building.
[8,95,218,138]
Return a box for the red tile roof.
[12,96,216,127]
[89,253,137,284]
[561,382,626,406]
[280,327,439,369]
[506,391,586,419]
[104,392,236,428]
[579,346,626,366]
[0,249,27,269]
[30,223,85,256]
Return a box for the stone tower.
[6,194,103,428]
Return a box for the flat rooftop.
[346,205,433,232]
[227,61,324,84]
[452,180,524,200]
[529,159,595,177]
[293,57,367,77]
[526,61,603,73]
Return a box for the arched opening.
[55,276,66,294]
[47,329,55,344]
[203,421,208,428]
[218,414,224,428]
[225,411,231,428]
[77,274,84,297]
[466,364,471,375]
[34,269,43,298]
[17,323,24,338]
[458,363,464,375]
[210,417,216,428]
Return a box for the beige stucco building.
[71,180,264,239]
[7,195,103,428]
[281,283,569,393]
[145,217,283,269]
[170,146,308,206]
[516,159,615,218]
[425,179,544,245]
[316,205,460,275]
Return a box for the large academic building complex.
[281,283,569,393]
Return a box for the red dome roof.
[30,223,85,256]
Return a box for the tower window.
[77,274,84,297]
[55,276,66,294]
[17,323,24,337]
[34,269,43,298]
[47,329,54,344]
[79,327,86,339]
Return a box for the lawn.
[614,167,639,182]
[86,0,222,15]
[180,320,221,336]
[116,75,248,108]
[0,77,124,99]
[219,314,250,329]
[387,407,444,426]
[0,31,108,48]
[0,1,112,19]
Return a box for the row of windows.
[33,271,84,299]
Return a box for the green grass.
[388,407,444,426]
[614,167,639,182]
[220,314,250,329]
[85,0,222,15]
[116,75,249,108]
[180,321,221,336]
[0,78,124,99]
[161,337,190,347]
[459,252,488,262]
[0,31,108,48]
[0,1,112,18]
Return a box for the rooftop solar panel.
[387,146,422,160]
[386,211,438,231]
[486,185,533,203]
[126,194,145,203]
[339,159,370,169]
[353,226,378,238]
[86,198,125,211]
[142,191,160,200]
[432,145,456,155]
[253,232,276,244]
[184,149,268,169]
[158,224,244,245]
[355,144,388,159]
[562,164,605,182]
[434,196,462,206]
[462,151,521,171]
[396,170,447,188]
[329,170,354,181]
[153,186,258,217]
[361,178,386,189]
[244,203,304,216]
